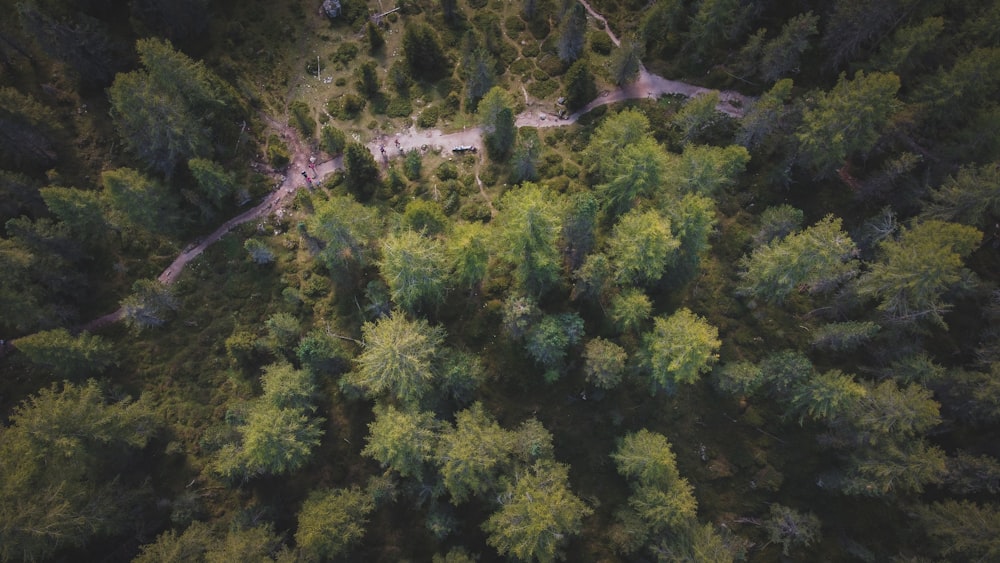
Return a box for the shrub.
[436,161,458,181]
[268,134,290,169]
[417,105,440,128]
[320,125,346,155]
[589,32,612,55]
[386,96,412,118]
[290,100,316,138]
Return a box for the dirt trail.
[8,3,755,342]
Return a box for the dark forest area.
[2,0,1000,561]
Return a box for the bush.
[505,16,525,33]
[404,149,422,179]
[527,78,559,99]
[403,199,448,235]
[417,105,440,128]
[386,96,412,118]
[268,134,290,169]
[468,0,487,8]
[510,58,534,77]
[537,54,566,77]
[589,32,612,55]
[436,161,458,181]
[290,100,316,138]
[522,43,539,58]
[327,94,366,119]
[321,125,347,155]
[331,42,359,68]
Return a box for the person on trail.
[308,156,317,177]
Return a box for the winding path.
[10,5,755,342]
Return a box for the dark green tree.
[856,220,981,326]
[796,71,900,177]
[13,328,114,378]
[0,87,60,169]
[563,58,596,112]
[121,278,179,332]
[403,23,449,80]
[916,500,1000,562]
[557,3,587,63]
[609,34,643,85]
[343,142,382,200]
[0,380,157,561]
[759,12,819,83]
[436,402,514,503]
[738,215,858,303]
[109,38,242,178]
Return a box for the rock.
[322,0,341,18]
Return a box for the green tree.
[612,429,698,531]
[563,57,597,112]
[510,128,540,184]
[264,312,301,352]
[483,461,592,563]
[916,500,1000,562]
[355,60,381,98]
[713,361,766,397]
[642,308,721,391]
[607,208,679,286]
[665,193,717,276]
[599,137,671,215]
[295,330,351,376]
[671,144,750,196]
[0,380,156,561]
[109,38,241,178]
[737,79,794,149]
[188,158,235,209]
[526,313,584,381]
[672,92,722,144]
[244,238,274,264]
[796,71,900,177]
[870,16,943,75]
[609,288,652,332]
[751,203,802,247]
[609,34,643,85]
[260,362,316,411]
[436,402,513,503]
[479,87,517,160]
[379,230,449,312]
[0,86,60,169]
[789,370,867,424]
[810,321,880,351]
[403,199,448,235]
[102,168,178,234]
[14,328,114,377]
[363,405,441,479]
[320,125,347,155]
[922,162,1000,229]
[121,278,179,332]
[685,0,751,65]
[295,487,374,560]
[305,195,383,274]
[345,313,445,407]
[366,20,385,52]
[557,3,587,63]
[763,504,822,556]
[465,48,497,108]
[493,183,566,295]
[447,222,490,290]
[403,23,449,80]
[343,142,382,200]
[856,220,981,326]
[738,215,858,303]
[239,405,322,476]
[759,12,819,83]
[133,521,288,563]
[583,337,627,389]
[583,108,651,181]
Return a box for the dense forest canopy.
[2,0,1000,560]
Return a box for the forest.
[2,0,1000,561]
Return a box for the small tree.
[436,402,514,503]
[606,208,679,286]
[363,405,441,479]
[346,313,445,407]
[343,142,381,200]
[583,337,627,389]
[763,504,821,556]
[563,58,597,112]
[14,328,115,377]
[295,487,374,560]
[379,230,449,312]
[642,308,720,392]
[121,278,179,332]
[244,238,274,264]
[483,461,592,563]
[525,313,585,382]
